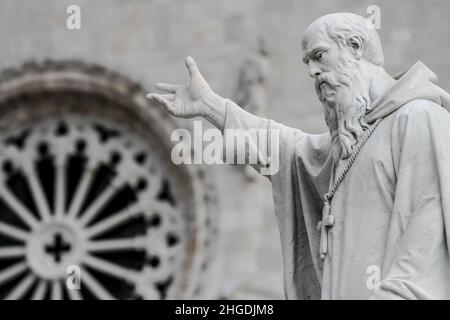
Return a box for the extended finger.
[147,93,175,111]
[159,93,175,101]
[185,56,200,77]
[156,82,178,93]
[147,93,174,101]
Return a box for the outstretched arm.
[147,56,227,131]
[148,56,289,176]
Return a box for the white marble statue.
[148,13,450,300]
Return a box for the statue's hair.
[302,13,384,66]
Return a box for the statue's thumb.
[185,56,201,78]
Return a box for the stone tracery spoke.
[31,280,47,300]
[80,267,114,300]
[54,165,66,219]
[26,167,52,222]
[50,280,63,300]
[5,273,35,300]
[66,169,95,220]
[0,221,29,242]
[78,184,119,227]
[0,186,39,230]
[83,254,139,284]
[66,283,82,300]
[85,206,140,238]
[0,262,27,285]
[86,236,146,253]
[0,246,25,259]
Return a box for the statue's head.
[302,13,384,160]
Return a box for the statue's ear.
[347,35,364,60]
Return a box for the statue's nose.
[308,61,321,78]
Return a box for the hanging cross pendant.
[317,199,335,266]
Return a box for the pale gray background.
[0,0,448,299]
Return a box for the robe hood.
[365,61,450,123]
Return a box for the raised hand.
[147,56,224,120]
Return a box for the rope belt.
[318,117,383,266]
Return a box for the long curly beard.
[316,60,371,163]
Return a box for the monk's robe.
[223,62,450,299]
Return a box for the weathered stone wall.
[0,0,449,299]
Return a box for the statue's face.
[302,31,371,161]
[302,32,353,104]
[303,35,340,100]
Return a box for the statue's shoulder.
[388,99,450,138]
[394,98,449,121]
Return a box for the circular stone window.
[0,61,219,300]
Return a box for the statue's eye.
[316,51,325,61]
